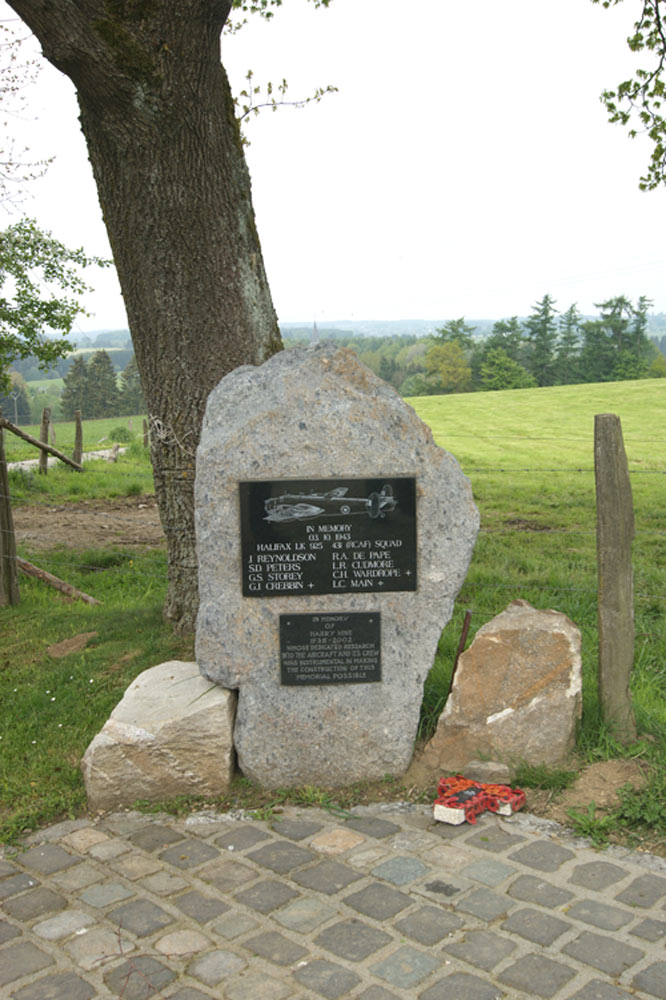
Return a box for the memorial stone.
[195,344,479,787]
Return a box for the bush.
[110,426,133,443]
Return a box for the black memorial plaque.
[280,612,381,686]
[240,476,416,598]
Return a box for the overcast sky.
[3,0,665,332]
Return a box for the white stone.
[81,661,236,810]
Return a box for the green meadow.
[1,380,665,845]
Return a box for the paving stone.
[63,926,135,970]
[104,955,177,998]
[0,940,54,987]
[139,870,188,895]
[292,957,361,999]
[271,818,324,841]
[50,861,102,892]
[10,970,96,1000]
[155,929,210,955]
[418,876,466,900]
[461,859,516,887]
[158,839,220,870]
[88,839,130,860]
[356,988,400,1000]
[345,816,401,839]
[631,917,666,941]
[233,878,300,913]
[632,960,666,999]
[216,826,273,851]
[615,873,666,908]
[107,898,175,937]
[311,828,365,855]
[507,873,574,908]
[187,948,247,985]
[0,872,39,899]
[111,853,164,880]
[569,981,636,1000]
[244,929,308,966]
[246,840,316,874]
[19,844,80,874]
[394,904,463,945]
[274,896,337,933]
[371,856,429,885]
[563,931,645,976]
[173,888,230,923]
[430,820,474,841]
[498,953,576,998]
[199,858,257,892]
[128,823,185,852]
[568,860,628,891]
[344,881,412,920]
[223,970,294,999]
[446,929,516,971]
[164,989,213,1000]
[346,846,391,870]
[567,898,634,931]
[99,812,154,836]
[33,909,96,940]
[0,860,17,878]
[465,826,526,853]
[501,906,571,945]
[212,911,259,940]
[315,917,392,961]
[370,944,441,989]
[79,881,135,907]
[420,971,505,1000]
[0,919,20,944]
[292,859,363,894]
[61,828,110,853]
[455,887,513,921]
[508,840,575,872]
[2,886,67,921]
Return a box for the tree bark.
[8,0,282,631]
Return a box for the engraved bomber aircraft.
[264,485,397,523]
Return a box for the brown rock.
[420,600,581,773]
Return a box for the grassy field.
[1,380,665,845]
[4,414,146,463]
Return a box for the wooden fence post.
[73,410,83,466]
[39,407,51,475]
[0,408,19,605]
[594,413,637,742]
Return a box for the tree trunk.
[8,0,282,631]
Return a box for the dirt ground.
[12,495,165,551]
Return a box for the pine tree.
[60,355,89,419]
[86,350,120,418]
[556,305,582,383]
[524,294,559,386]
[119,356,145,415]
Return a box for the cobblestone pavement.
[2,803,666,1000]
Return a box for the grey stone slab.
[165,989,213,1000]
[345,817,402,839]
[418,876,466,900]
[455,887,514,921]
[215,826,273,851]
[315,918,392,961]
[234,878,300,914]
[563,931,645,977]
[356,988,400,1000]
[508,840,575,872]
[199,858,256,892]
[507,873,574,908]
[0,860,17,878]
[187,949,247,986]
[420,972,505,1000]
[18,844,80,874]
[344,881,412,920]
[632,961,666,999]
[244,929,308,966]
[291,859,363,894]
[0,872,38,899]
[2,886,66,921]
[107,898,175,937]
[395,904,463,945]
[568,860,628,891]
[33,909,95,941]
[498,953,576,998]
[461,859,516,887]
[370,944,441,989]
[79,881,135,907]
[631,917,666,941]
[0,919,20,944]
[292,957,361,999]
[0,941,54,988]
[570,981,636,1000]
[567,898,634,931]
[429,820,473,841]
[159,839,220,869]
[11,971,96,1000]
[104,955,177,998]
[128,823,185,852]
[446,929,515,971]
[247,840,315,873]
[173,888,230,923]
[212,911,259,940]
[223,970,294,1000]
[615,873,666,908]
[274,896,337,933]
[138,870,188,895]
[371,856,429,885]
[465,826,526,853]
[271,818,324,840]
[501,906,571,945]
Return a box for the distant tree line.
[60,350,144,419]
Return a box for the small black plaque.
[280,612,381,686]
[240,476,416,597]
